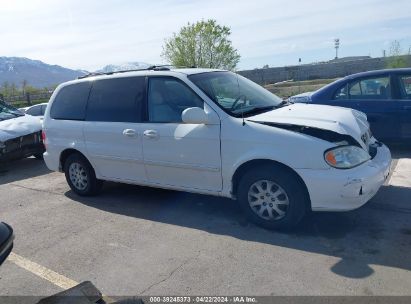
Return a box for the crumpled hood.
[0,115,42,142]
[248,103,370,148]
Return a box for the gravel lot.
[0,146,410,299]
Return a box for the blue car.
[289,68,411,142]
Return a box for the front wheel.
[63,153,102,196]
[237,166,309,230]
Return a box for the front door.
[83,76,147,182]
[348,75,400,141]
[142,76,222,192]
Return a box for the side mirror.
[0,222,14,266]
[182,107,208,124]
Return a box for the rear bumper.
[43,150,61,172]
[296,143,392,211]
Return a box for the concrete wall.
[238,55,411,85]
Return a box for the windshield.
[0,102,24,121]
[188,71,283,117]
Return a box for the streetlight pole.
[298,58,302,93]
[334,38,340,59]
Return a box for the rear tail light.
[41,130,47,150]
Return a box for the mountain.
[0,57,86,88]
[96,62,151,73]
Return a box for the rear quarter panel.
[43,85,88,172]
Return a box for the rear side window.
[86,77,145,123]
[26,105,42,116]
[41,104,47,115]
[50,82,91,120]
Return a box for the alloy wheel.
[68,162,88,191]
[247,179,289,221]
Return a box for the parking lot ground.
[0,147,410,298]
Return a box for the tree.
[10,83,17,97]
[21,79,28,95]
[1,82,11,97]
[162,19,240,70]
[386,40,408,68]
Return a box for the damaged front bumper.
[0,131,45,162]
[296,142,392,211]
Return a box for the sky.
[1,0,411,71]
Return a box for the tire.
[237,165,309,230]
[33,153,44,160]
[63,153,103,196]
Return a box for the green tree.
[21,79,28,95]
[386,40,408,68]
[162,19,240,70]
[25,85,41,94]
[10,83,17,96]
[1,82,10,97]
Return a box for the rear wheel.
[237,165,308,230]
[63,153,102,196]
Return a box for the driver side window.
[148,77,203,123]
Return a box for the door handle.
[122,129,136,137]
[143,130,158,139]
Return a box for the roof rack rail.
[77,65,173,79]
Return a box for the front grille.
[369,144,377,159]
[2,132,41,153]
[361,132,369,145]
[361,128,372,152]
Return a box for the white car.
[42,68,392,229]
[0,102,44,162]
[19,102,48,120]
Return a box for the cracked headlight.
[324,145,370,169]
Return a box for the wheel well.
[231,159,311,208]
[59,149,87,171]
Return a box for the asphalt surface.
[0,146,410,299]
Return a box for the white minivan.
[43,67,392,229]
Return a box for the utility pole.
[298,58,302,93]
[334,38,340,59]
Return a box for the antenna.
[242,109,246,126]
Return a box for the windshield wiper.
[237,100,291,117]
[238,105,277,117]
[277,100,291,107]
